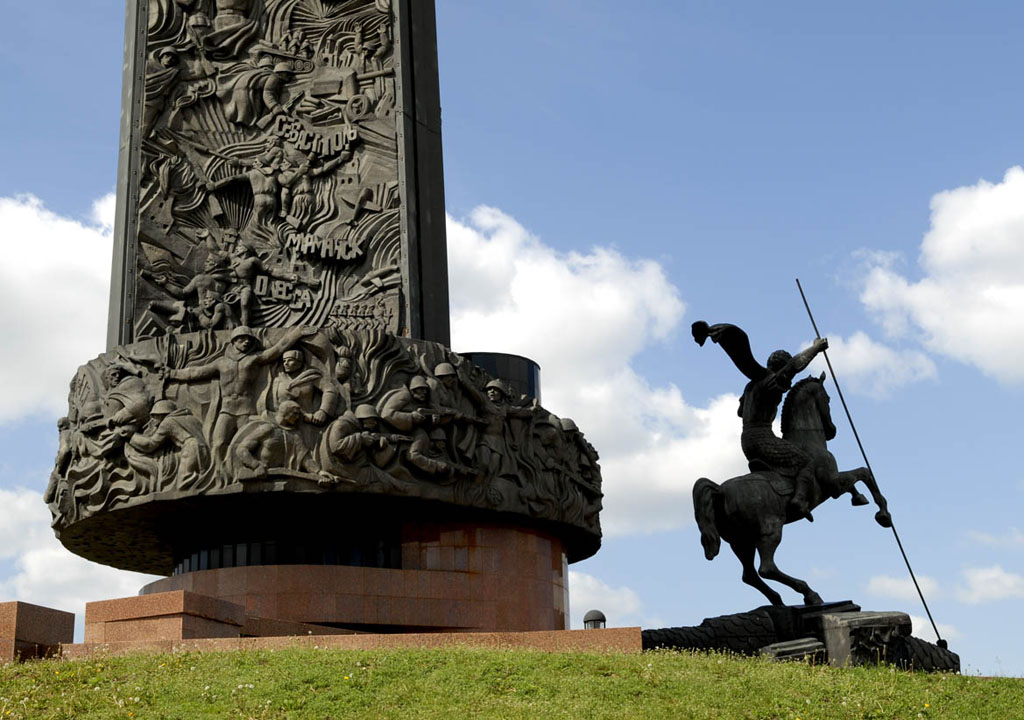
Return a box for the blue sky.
[2,1,1024,676]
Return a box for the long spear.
[795,278,947,649]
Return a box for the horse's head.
[781,372,837,446]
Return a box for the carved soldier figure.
[206,0,259,60]
[44,417,74,516]
[425,363,467,421]
[228,243,299,325]
[317,404,405,484]
[76,363,155,462]
[408,428,472,481]
[101,364,153,432]
[167,326,314,466]
[427,362,479,464]
[379,376,439,434]
[532,413,565,475]
[346,22,370,71]
[272,349,337,426]
[279,150,351,229]
[332,344,355,413]
[231,400,316,481]
[127,400,212,491]
[143,47,181,137]
[208,158,280,226]
[193,290,231,330]
[145,252,230,328]
[259,135,286,170]
[560,418,601,490]
[464,379,535,479]
[692,321,828,521]
[218,55,293,126]
[371,24,392,71]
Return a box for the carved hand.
[310,410,329,426]
[317,471,339,487]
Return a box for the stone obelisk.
[47,0,602,637]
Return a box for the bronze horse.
[692,374,892,606]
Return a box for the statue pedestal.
[642,603,960,673]
[0,601,74,662]
[140,522,568,633]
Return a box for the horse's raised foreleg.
[731,541,783,606]
[756,520,823,606]
[839,467,892,528]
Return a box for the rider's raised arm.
[782,338,828,381]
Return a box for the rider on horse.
[693,321,828,522]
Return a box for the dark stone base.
[642,602,959,673]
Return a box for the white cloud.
[956,565,1024,604]
[0,488,158,633]
[447,207,748,536]
[568,571,644,629]
[0,488,50,560]
[0,194,113,424]
[860,167,1024,384]
[808,331,937,399]
[90,193,117,233]
[866,573,939,602]
[908,614,961,643]
[966,528,1024,549]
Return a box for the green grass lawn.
[1,647,1020,719]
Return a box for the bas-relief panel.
[48,329,603,546]
[130,0,406,341]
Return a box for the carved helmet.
[560,418,578,433]
[230,326,256,342]
[283,349,304,362]
[485,379,507,396]
[536,413,559,427]
[429,428,447,441]
[409,376,430,391]
[434,362,456,377]
[151,400,177,416]
[355,404,379,420]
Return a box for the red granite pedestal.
[55,522,638,660]
[0,601,75,663]
[139,522,569,634]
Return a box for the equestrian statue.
[691,321,892,606]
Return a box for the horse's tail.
[692,478,721,560]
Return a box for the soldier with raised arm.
[692,321,828,521]
[167,325,315,465]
